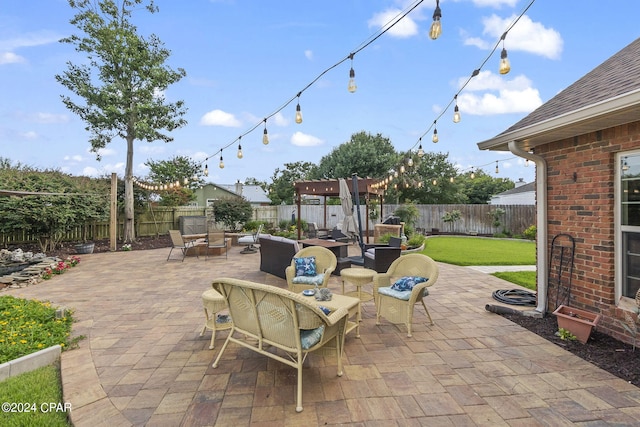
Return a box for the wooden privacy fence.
[278,204,535,236]
[1,204,535,246]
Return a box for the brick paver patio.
[6,244,640,426]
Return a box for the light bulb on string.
[432,179,437,186]
[429,0,442,40]
[204,164,209,177]
[295,93,303,124]
[417,139,425,157]
[219,151,224,169]
[470,169,475,179]
[347,53,357,93]
[449,176,454,183]
[237,137,243,159]
[499,33,511,75]
[407,157,414,167]
[495,161,499,174]
[400,164,405,174]
[432,122,439,143]
[262,120,269,145]
[453,95,461,123]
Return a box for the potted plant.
[553,305,601,344]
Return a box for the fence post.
[110,173,117,251]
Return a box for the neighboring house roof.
[490,182,535,205]
[495,182,535,196]
[218,184,270,204]
[478,37,640,151]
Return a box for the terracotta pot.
[553,305,601,344]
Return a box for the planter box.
[553,305,601,344]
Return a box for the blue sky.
[1,0,639,187]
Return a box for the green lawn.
[492,271,537,291]
[421,236,536,266]
[0,364,71,427]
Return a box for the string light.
[295,93,303,124]
[417,140,424,157]
[432,121,439,143]
[195,0,536,179]
[348,53,357,93]
[453,95,460,123]
[429,0,442,40]
[237,136,243,159]
[495,161,499,174]
[499,32,511,75]
[262,120,269,145]
[204,164,209,177]
[219,150,224,169]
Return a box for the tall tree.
[268,161,316,205]
[145,156,204,206]
[313,131,399,180]
[458,169,514,204]
[387,151,467,204]
[56,0,187,242]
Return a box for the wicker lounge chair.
[285,246,337,293]
[211,277,350,412]
[373,253,440,337]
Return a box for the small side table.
[200,289,232,349]
[340,267,377,337]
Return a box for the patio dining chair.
[167,229,197,261]
[205,230,228,260]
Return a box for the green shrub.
[523,225,536,240]
[407,234,425,247]
[243,220,263,232]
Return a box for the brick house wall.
[536,121,640,343]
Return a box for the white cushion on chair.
[377,286,429,301]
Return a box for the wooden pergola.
[293,176,384,241]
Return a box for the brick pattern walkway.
[6,246,640,426]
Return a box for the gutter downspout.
[508,141,548,314]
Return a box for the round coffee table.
[340,267,377,336]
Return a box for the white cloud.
[456,70,542,115]
[91,147,117,158]
[471,14,563,60]
[63,155,83,162]
[33,112,69,124]
[200,109,242,127]
[82,166,100,177]
[0,52,25,64]
[290,131,323,147]
[304,50,313,60]
[271,112,289,127]
[0,30,62,50]
[138,145,166,155]
[368,9,419,38]
[19,131,38,140]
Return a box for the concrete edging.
[0,345,61,382]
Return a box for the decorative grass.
[421,236,535,266]
[0,364,71,427]
[492,271,537,290]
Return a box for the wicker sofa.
[211,277,350,412]
[258,235,300,279]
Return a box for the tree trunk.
[123,135,136,242]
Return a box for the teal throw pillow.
[294,256,317,277]
[300,325,325,350]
